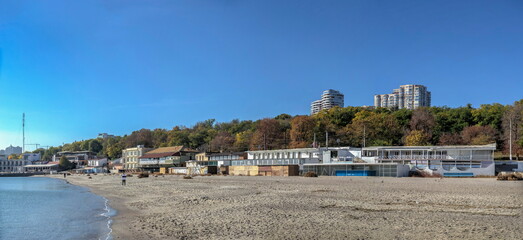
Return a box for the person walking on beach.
[63,173,66,178]
[121,173,127,186]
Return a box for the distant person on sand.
[121,173,127,186]
[63,173,66,178]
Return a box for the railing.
[231,158,310,166]
[139,160,165,165]
[377,155,492,161]
[331,157,353,162]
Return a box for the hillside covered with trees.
[32,100,523,161]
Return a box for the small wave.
[100,197,116,240]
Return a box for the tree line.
[31,99,523,161]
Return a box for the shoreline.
[47,174,523,240]
[46,175,136,240]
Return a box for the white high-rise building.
[310,89,344,115]
[4,145,22,155]
[374,84,431,110]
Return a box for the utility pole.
[509,118,513,161]
[263,133,266,150]
[325,131,329,149]
[313,133,317,148]
[363,125,366,148]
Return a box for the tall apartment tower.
[310,89,344,114]
[374,84,431,110]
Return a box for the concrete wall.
[434,162,495,177]
[258,165,299,176]
[229,166,259,176]
[396,165,411,177]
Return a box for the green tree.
[89,139,103,153]
[32,148,46,156]
[472,103,507,131]
[234,130,253,151]
[346,111,402,147]
[59,155,74,170]
[274,113,292,121]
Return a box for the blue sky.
[0,0,522,150]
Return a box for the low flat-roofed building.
[242,147,361,166]
[303,162,411,177]
[362,144,496,177]
[52,151,97,166]
[24,162,60,173]
[238,147,410,177]
[207,152,247,167]
[139,146,197,172]
[88,158,108,167]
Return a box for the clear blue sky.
[0,0,522,150]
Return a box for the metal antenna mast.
[23,113,25,153]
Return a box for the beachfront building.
[109,158,124,173]
[0,156,30,173]
[122,145,152,171]
[139,146,198,172]
[24,162,60,173]
[243,148,322,166]
[374,84,431,109]
[361,144,496,177]
[88,158,108,167]
[310,89,345,115]
[208,152,247,166]
[227,147,411,177]
[81,158,109,173]
[52,151,98,167]
[83,158,109,173]
[195,152,222,161]
[243,147,361,166]
[302,163,411,177]
[191,152,247,175]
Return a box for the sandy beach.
[53,174,523,240]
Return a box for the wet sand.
[52,175,523,240]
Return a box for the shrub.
[304,171,318,177]
[137,173,149,178]
[409,169,442,178]
[497,172,523,181]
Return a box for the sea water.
[0,177,114,240]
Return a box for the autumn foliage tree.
[290,115,316,148]
[250,118,282,150]
[405,130,432,146]
[461,125,497,145]
[35,99,523,161]
[211,131,235,152]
